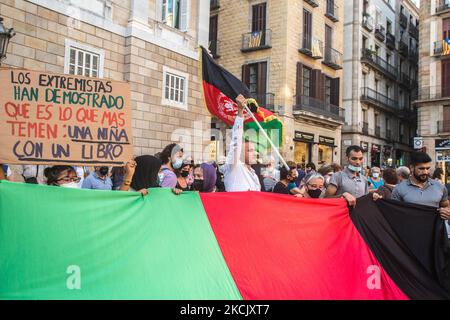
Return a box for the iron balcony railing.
[323,46,343,69]
[362,122,369,134]
[360,87,399,111]
[293,94,344,122]
[386,32,395,50]
[241,29,272,52]
[299,34,323,59]
[361,48,397,79]
[399,40,409,57]
[399,12,408,28]
[375,126,381,137]
[325,0,339,22]
[250,93,275,112]
[438,120,450,133]
[375,24,385,41]
[418,86,450,100]
[208,39,220,58]
[409,22,419,39]
[436,0,450,14]
[362,13,374,32]
[399,72,412,88]
[210,0,220,10]
[408,47,418,61]
[303,0,319,8]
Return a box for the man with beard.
[392,152,449,216]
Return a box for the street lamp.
[0,17,15,64]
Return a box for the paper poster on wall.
[0,68,133,166]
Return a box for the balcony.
[438,121,450,133]
[362,14,374,32]
[399,72,412,88]
[408,47,418,62]
[325,0,339,22]
[399,40,408,57]
[360,87,399,112]
[250,92,275,112]
[299,34,323,59]
[361,48,397,80]
[436,0,450,15]
[386,129,392,140]
[241,29,272,52]
[375,126,381,137]
[210,0,220,10]
[409,22,419,40]
[375,25,385,41]
[208,39,220,58]
[386,32,396,50]
[400,107,417,121]
[418,86,450,101]
[323,46,343,70]
[399,12,408,29]
[303,0,319,7]
[293,94,344,122]
[362,122,369,135]
[433,39,450,56]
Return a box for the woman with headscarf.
[120,155,183,196]
[192,163,217,193]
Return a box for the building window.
[303,66,312,97]
[161,0,189,31]
[64,39,104,77]
[162,66,189,109]
[242,62,268,106]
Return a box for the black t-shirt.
[272,181,289,194]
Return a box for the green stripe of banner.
[0,182,242,300]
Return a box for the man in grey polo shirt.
[391,152,450,224]
[326,145,369,207]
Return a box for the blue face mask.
[348,164,362,172]
[172,157,183,170]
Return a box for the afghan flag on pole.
[200,46,283,149]
[1,181,449,299]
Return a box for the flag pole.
[243,103,290,171]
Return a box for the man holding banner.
[223,95,261,192]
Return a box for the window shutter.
[296,63,303,105]
[242,64,250,89]
[257,62,267,96]
[331,77,340,106]
[179,0,189,32]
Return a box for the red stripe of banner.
[201,192,408,300]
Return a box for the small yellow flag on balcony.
[249,31,262,48]
[442,39,450,56]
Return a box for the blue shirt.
[81,172,113,190]
[368,177,384,190]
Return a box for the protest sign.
[0,68,133,165]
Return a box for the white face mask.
[372,172,380,178]
[218,165,226,174]
[60,182,79,189]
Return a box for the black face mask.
[307,188,322,199]
[180,171,189,178]
[99,166,109,176]
[193,179,204,192]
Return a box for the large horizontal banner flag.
[0,68,133,166]
[0,181,449,300]
[200,47,283,147]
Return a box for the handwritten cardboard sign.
[0,68,133,166]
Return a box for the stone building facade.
[416,0,450,183]
[342,0,418,169]
[209,0,344,167]
[1,0,211,171]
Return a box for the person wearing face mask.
[368,166,384,192]
[44,166,80,188]
[325,145,369,207]
[176,161,193,191]
[272,166,298,195]
[298,173,326,199]
[192,163,217,192]
[81,166,113,190]
[158,143,184,189]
